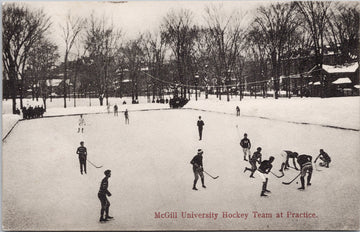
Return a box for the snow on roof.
[322,62,358,73]
[313,81,321,85]
[122,79,131,83]
[281,74,303,79]
[354,85,360,89]
[332,77,352,84]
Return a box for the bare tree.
[326,2,359,64]
[295,1,332,98]
[252,2,299,99]
[60,11,85,108]
[204,3,245,101]
[161,9,198,98]
[27,38,59,110]
[121,37,145,102]
[2,3,51,113]
[84,14,122,105]
[142,31,167,101]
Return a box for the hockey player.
[279,150,299,172]
[78,114,86,133]
[113,104,118,116]
[98,169,113,222]
[124,109,129,124]
[76,141,87,175]
[240,133,251,161]
[244,147,262,178]
[236,106,240,116]
[297,154,313,190]
[314,149,331,168]
[257,156,275,197]
[190,149,206,190]
[197,116,205,140]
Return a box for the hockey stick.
[285,166,300,171]
[282,173,301,185]
[270,170,284,178]
[203,170,219,179]
[87,159,103,168]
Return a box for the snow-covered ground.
[1,95,360,230]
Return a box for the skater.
[314,149,331,168]
[113,104,118,116]
[197,116,204,140]
[190,149,206,190]
[240,133,251,161]
[297,154,313,190]
[236,106,240,116]
[76,141,87,175]
[279,150,299,172]
[124,109,129,124]
[98,169,113,222]
[78,114,86,133]
[257,156,275,197]
[244,147,262,178]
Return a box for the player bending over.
[314,149,331,168]
[297,154,313,190]
[244,147,262,178]
[279,150,299,172]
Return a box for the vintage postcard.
[2,1,359,231]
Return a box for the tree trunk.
[63,55,68,108]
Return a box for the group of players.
[240,133,331,196]
[75,114,115,223]
[190,115,332,197]
[75,111,333,224]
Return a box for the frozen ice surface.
[2,97,359,230]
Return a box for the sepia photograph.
[2,1,359,231]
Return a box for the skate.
[260,192,268,197]
[192,186,198,191]
[298,187,305,190]
[99,217,108,222]
[106,216,114,220]
[202,185,206,188]
[265,189,271,193]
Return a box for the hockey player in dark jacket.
[257,156,275,197]
[190,149,206,190]
[297,154,313,190]
[76,141,87,174]
[314,149,331,168]
[240,133,251,161]
[98,169,113,222]
[197,116,205,140]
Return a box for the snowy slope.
[2,107,359,230]
[2,96,359,140]
[184,96,360,130]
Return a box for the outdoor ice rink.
[2,107,359,230]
